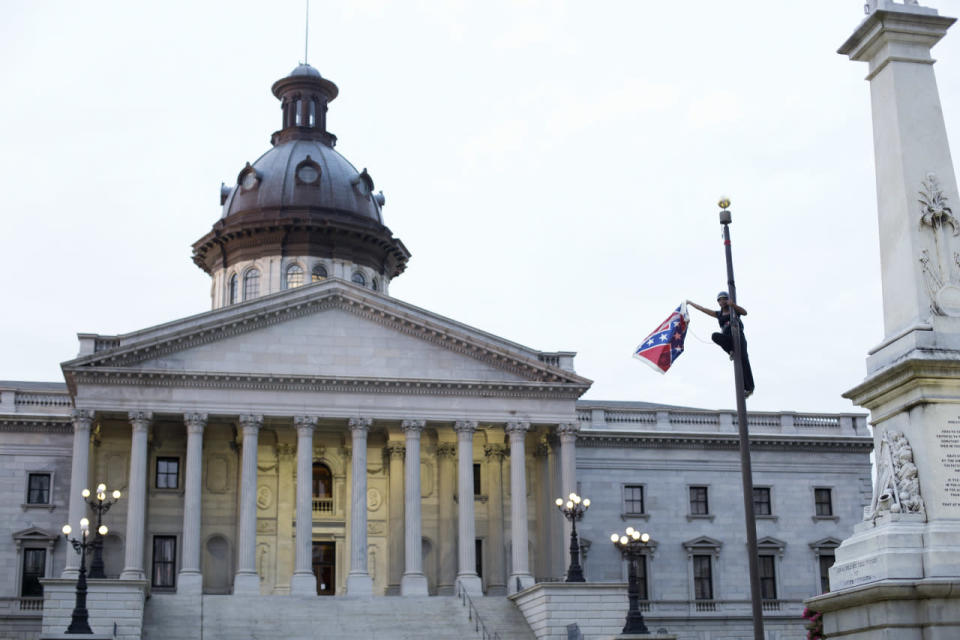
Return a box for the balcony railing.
[19,597,43,611]
[312,497,333,514]
[694,600,717,612]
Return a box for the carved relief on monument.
[205,454,230,493]
[368,520,386,535]
[367,488,383,512]
[257,485,274,510]
[866,429,925,521]
[918,173,960,316]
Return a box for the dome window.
[285,264,304,289]
[228,274,239,305]
[312,265,328,282]
[295,156,322,186]
[243,268,261,300]
[351,168,374,198]
[371,278,379,292]
[237,163,260,193]
[351,271,366,287]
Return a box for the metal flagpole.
[718,197,764,640]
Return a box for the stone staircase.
[142,593,535,640]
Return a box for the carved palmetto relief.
[918,173,960,316]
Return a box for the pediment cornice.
[62,282,592,393]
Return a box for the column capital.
[436,443,457,458]
[557,422,580,438]
[71,409,94,429]
[386,441,406,459]
[294,415,319,434]
[128,411,153,431]
[484,443,507,460]
[401,419,426,434]
[184,412,208,434]
[505,421,531,435]
[348,417,373,433]
[454,420,477,434]
[238,414,263,432]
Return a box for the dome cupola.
[192,63,410,309]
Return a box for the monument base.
[807,577,960,640]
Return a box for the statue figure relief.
[917,173,960,316]
[866,429,925,521]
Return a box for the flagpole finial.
[718,196,731,210]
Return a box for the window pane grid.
[312,265,327,282]
[693,555,712,600]
[152,536,176,588]
[759,555,777,599]
[753,488,771,515]
[229,274,239,304]
[156,458,179,489]
[243,269,260,300]
[624,485,644,514]
[815,488,833,516]
[27,473,50,504]
[285,264,304,289]
[21,549,45,597]
[690,486,709,515]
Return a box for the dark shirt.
[717,308,744,333]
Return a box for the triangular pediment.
[682,535,723,550]
[63,281,591,393]
[13,527,57,543]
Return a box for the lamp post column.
[346,417,374,595]
[233,414,262,594]
[179,413,207,593]
[401,419,429,595]
[507,422,534,593]
[454,420,482,595]
[120,411,151,581]
[291,416,318,595]
[63,409,93,577]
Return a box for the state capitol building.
[0,60,872,640]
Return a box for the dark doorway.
[312,541,335,595]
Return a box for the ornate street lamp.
[555,492,590,582]
[611,527,651,635]
[82,483,121,579]
[61,517,106,634]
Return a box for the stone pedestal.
[39,578,148,640]
[808,4,960,638]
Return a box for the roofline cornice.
[0,416,73,433]
[577,431,873,452]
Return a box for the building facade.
[0,61,872,640]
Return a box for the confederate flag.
[633,303,690,374]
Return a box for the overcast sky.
[1,1,959,415]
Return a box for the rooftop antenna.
[304,0,310,65]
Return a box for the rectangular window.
[21,549,45,597]
[689,486,709,515]
[156,458,180,489]
[473,463,482,496]
[753,487,771,516]
[624,485,644,515]
[759,555,777,599]
[475,539,483,579]
[27,473,51,504]
[635,555,649,601]
[693,555,713,600]
[152,536,177,588]
[819,553,835,594]
[815,488,833,516]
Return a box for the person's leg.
[740,334,755,394]
[712,332,733,355]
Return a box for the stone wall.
[39,579,147,640]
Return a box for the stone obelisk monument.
[808,1,960,637]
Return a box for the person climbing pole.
[687,292,755,397]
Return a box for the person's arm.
[731,302,747,316]
[686,300,718,318]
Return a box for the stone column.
[291,416,318,595]
[507,422,534,593]
[63,409,93,577]
[385,440,405,594]
[178,413,207,593]
[120,411,152,580]
[547,434,564,578]
[533,438,552,581]
[484,438,507,595]
[400,420,428,595]
[233,414,262,594]
[557,423,580,578]
[436,441,458,595]
[454,420,482,595]
[346,417,373,595]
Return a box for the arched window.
[371,278,379,292]
[243,268,260,301]
[313,462,333,514]
[312,265,328,282]
[228,274,239,305]
[295,99,303,126]
[308,100,316,127]
[351,271,366,286]
[285,264,304,289]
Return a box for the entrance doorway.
[312,541,335,595]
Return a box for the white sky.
[1,1,958,415]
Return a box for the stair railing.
[456,582,502,640]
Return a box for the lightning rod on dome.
[304,0,310,65]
